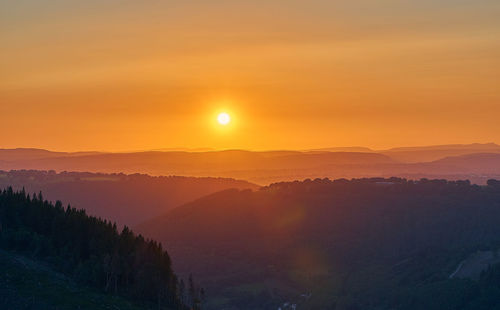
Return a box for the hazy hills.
[137,178,500,309]
[2,144,500,184]
[432,152,500,173]
[0,148,102,161]
[381,143,500,163]
[0,170,258,226]
[0,148,393,169]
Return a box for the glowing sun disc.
[217,112,231,125]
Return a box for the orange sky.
[1,1,499,152]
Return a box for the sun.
[217,112,231,125]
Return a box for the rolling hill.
[0,170,258,226]
[430,153,500,173]
[137,177,500,309]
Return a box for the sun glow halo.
[217,112,231,125]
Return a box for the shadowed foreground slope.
[0,188,194,310]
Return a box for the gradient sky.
[1,0,499,151]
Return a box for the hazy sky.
[1,0,499,151]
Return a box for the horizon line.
[0,142,498,154]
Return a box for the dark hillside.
[138,178,500,309]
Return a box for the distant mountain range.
[380,143,500,162]
[0,148,103,161]
[1,143,500,184]
[305,146,374,152]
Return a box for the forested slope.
[139,178,500,309]
[0,188,201,310]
